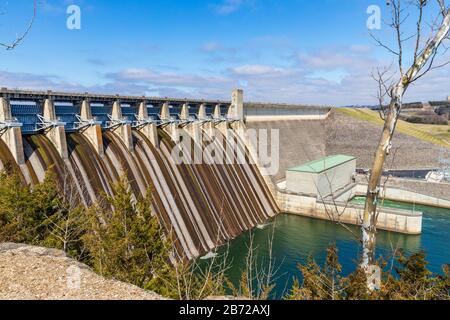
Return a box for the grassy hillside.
[336,108,450,149]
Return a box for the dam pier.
[0,88,449,258]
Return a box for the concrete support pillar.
[232,120,247,143]
[168,123,180,143]
[43,98,57,120]
[159,102,179,143]
[137,101,159,147]
[80,100,104,157]
[0,97,11,122]
[209,104,223,138]
[185,122,203,145]
[213,104,221,120]
[111,100,133,152]
[80,99,92,119]
[43,98,68,160]
[111,100,123,119]
[216,121,228,136]
[198,104,206,120]
[216,102,229,135]
[139,122,159,147]
[180,103,189,121]
[138,101,149,120]
[229,89,244,120]
[160,102,170,121]
[0,97,25,165]
[202,121,215,140]
[181,104,202,152]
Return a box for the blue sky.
[0,0,449,105]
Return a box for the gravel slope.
[0,243,164,300]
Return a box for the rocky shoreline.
[0,243,164,300]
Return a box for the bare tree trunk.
[362,87,403,267]
[362,6,450,269]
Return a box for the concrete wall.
[245,103,330,121]
[277,190,423,235]
[355,184,450,209]
[275,177,450,235]
[356,175,450,201]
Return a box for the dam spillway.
[0,88,278,259]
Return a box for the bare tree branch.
[0,0,36,50]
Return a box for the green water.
[213,199,450,299]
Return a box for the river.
[212,199,450,299]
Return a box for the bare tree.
[42,167,87,257]
[0,0,36,50]
[363,0,450,272]
[227,226,282,300]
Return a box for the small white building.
[286,155,357,198]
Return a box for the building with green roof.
[286,155,357,197]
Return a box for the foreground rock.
[0,243,164,300]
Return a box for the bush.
[406,115,448,125]
[286,245,450,300]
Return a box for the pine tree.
[0,170,60,244]
[286,246,449,301]
[382,250,449,300]
[286,244,345,300]
[82,175,172,290]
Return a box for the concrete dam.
[1,88,448,257]
[0,88,278,259]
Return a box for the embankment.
[326,109,448,170]
[247,108,448,182]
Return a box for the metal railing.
[36,115,66,132]
[0,118,23,135]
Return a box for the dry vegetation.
[337,108,450,148]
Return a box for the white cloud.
[297,50,376,72]
[230,64,288,76]
[1,44,449,106]
[108,68,231,88]
[215,0,250,15]
[201,41,223,53]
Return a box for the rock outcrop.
[0,243,164,300]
